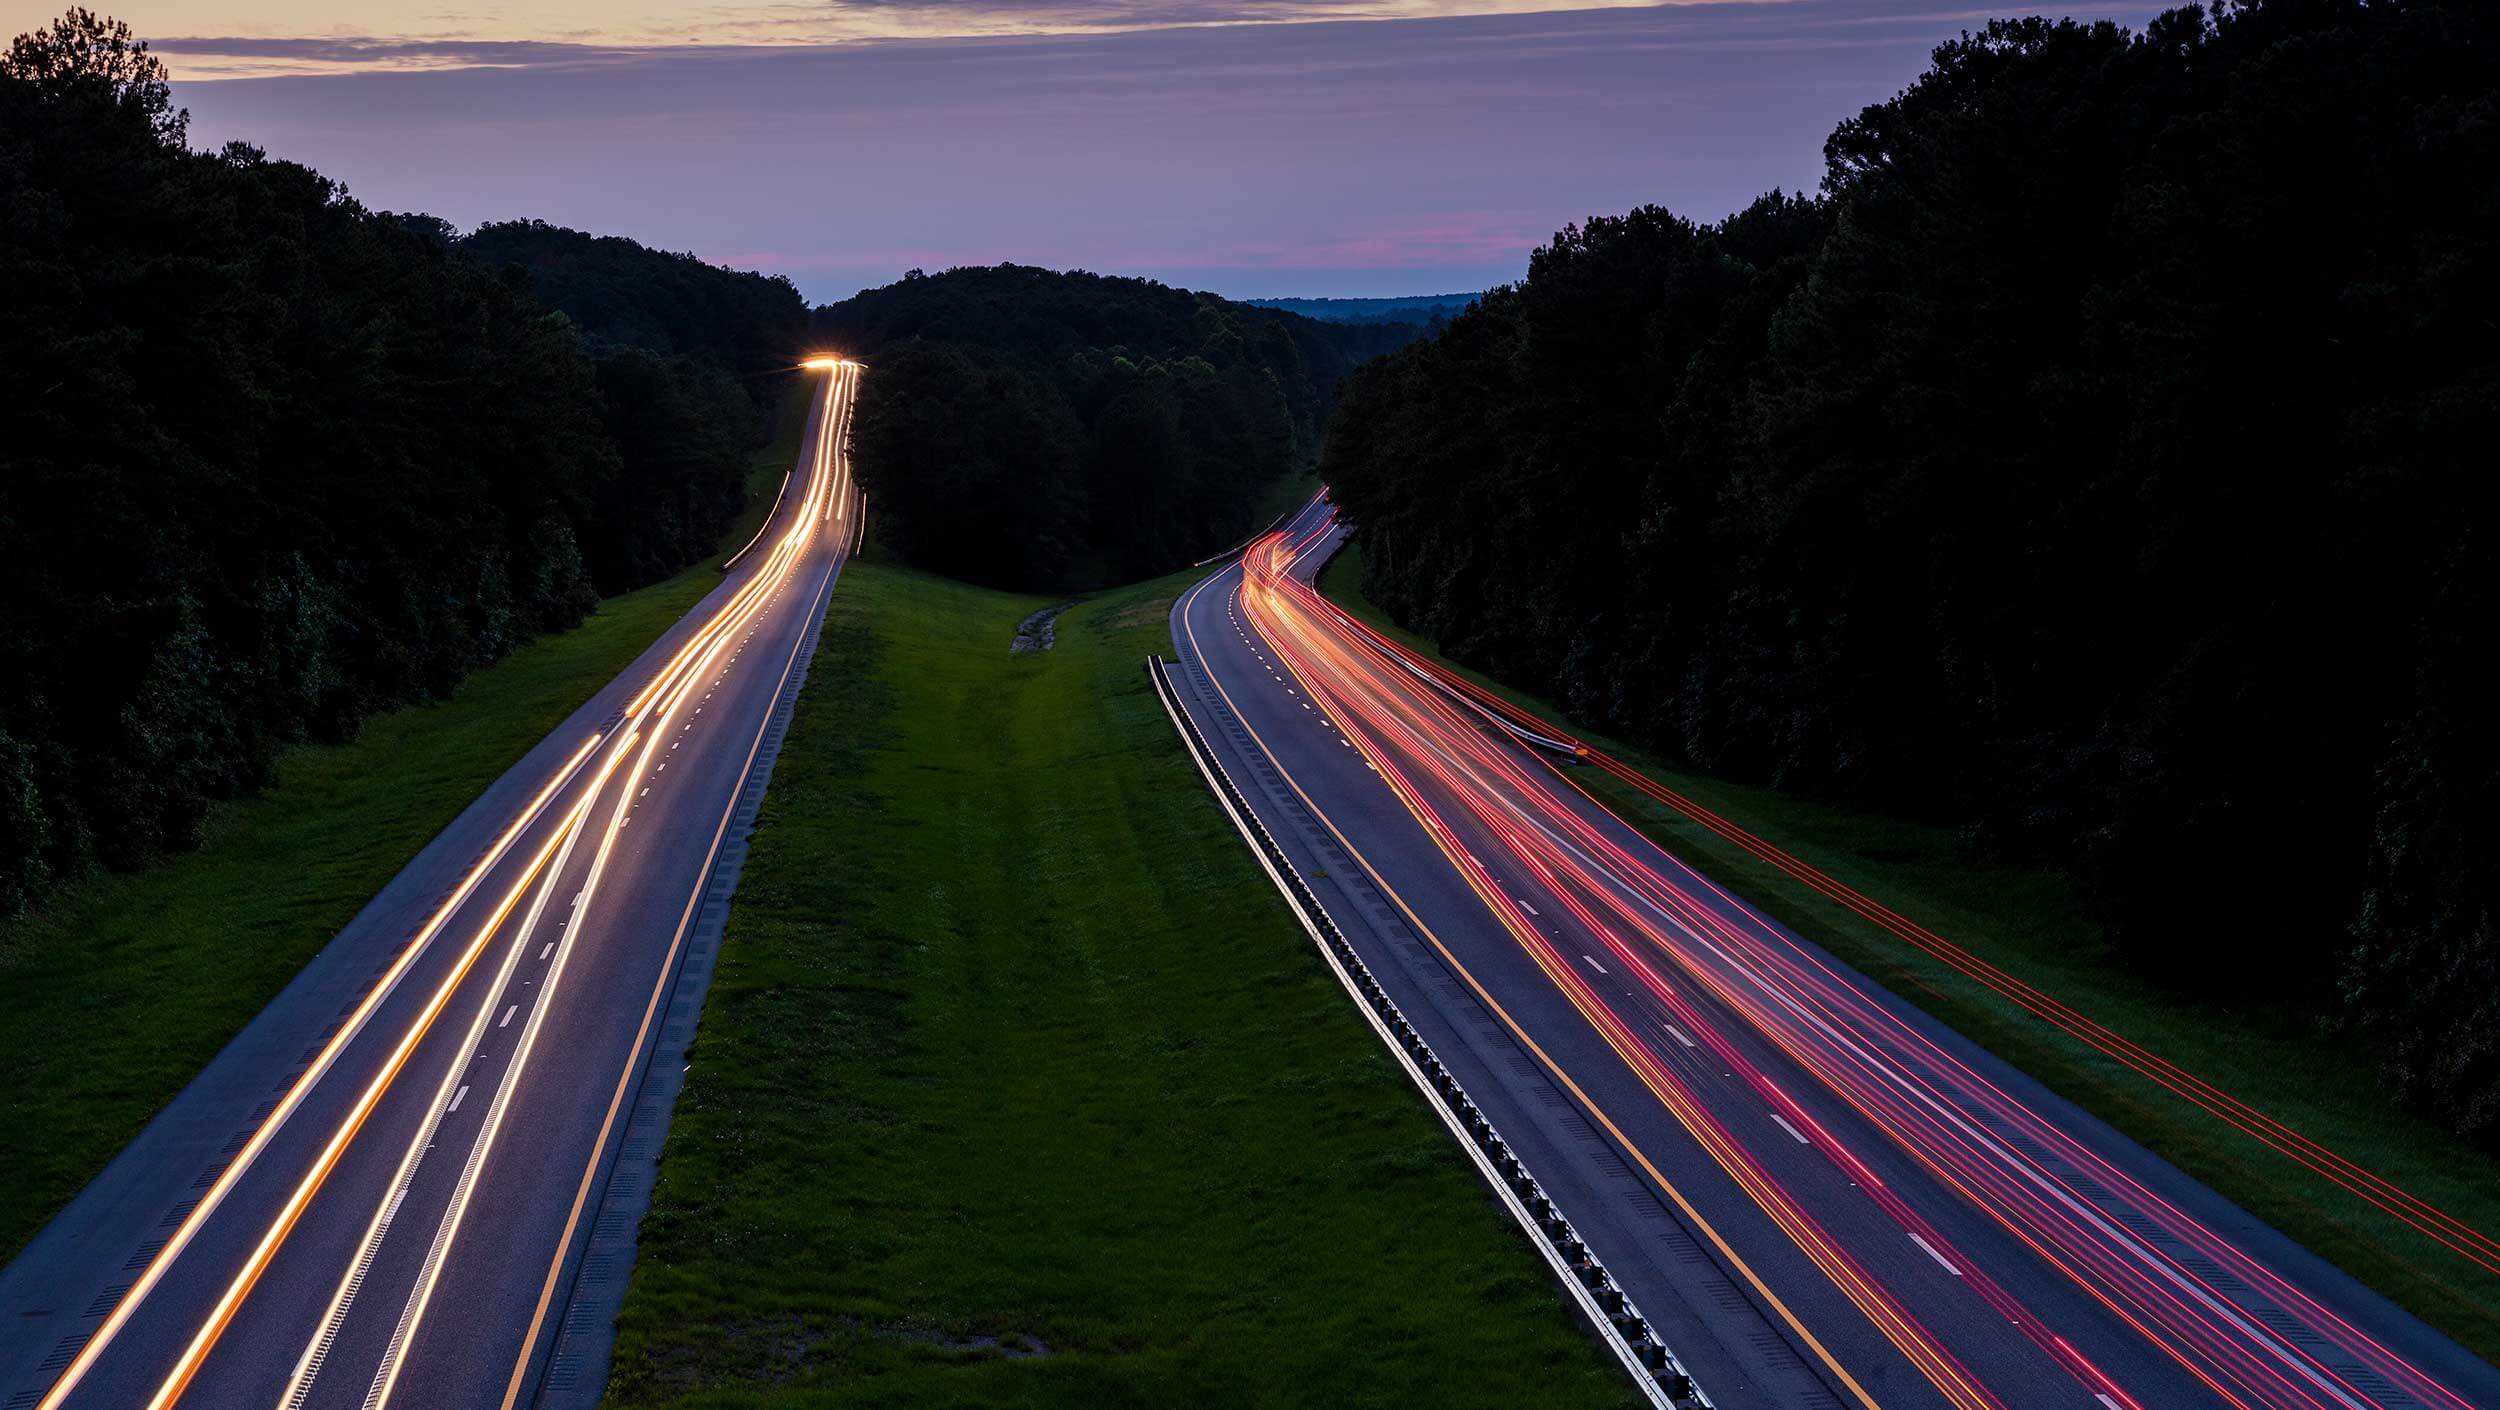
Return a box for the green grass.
[602,557,1636,1409]
[1317,540,2500,1364]
[0,386,811,1261]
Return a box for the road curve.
[1164,494,2500,1410]
[0,361,865,1410]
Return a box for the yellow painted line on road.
[1176,568,1887,1410]
[499,367,862,1410]
[1228,557,2003,1408]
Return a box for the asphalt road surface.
[0,360,864,1410]
[1164,493,2500,1410]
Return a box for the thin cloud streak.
[139,36,651,79]
[16,0,1717,78]
[170,1,2157,299]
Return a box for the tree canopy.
[822,264,1420,589]
[0,11,804,915]
[1321,0,2500,1139]
[459,218,807,412]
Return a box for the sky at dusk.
[5,1,2157,301]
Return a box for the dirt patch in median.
[1010,602,1073,652]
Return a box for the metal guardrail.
[1146,655,1713,1410]
[1378,647,1588,759]
[1190,487,1330,568]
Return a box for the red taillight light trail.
[1315,552,2500,1286]
[1226,512,2483,1410]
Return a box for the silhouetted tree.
[1322,0,2500,1139]
[0,11,809,915]
[821,264,1420,590]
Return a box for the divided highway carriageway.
[0,360,864,1410]
[1160,491,2500,1410]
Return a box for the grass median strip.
[0,390,809,1261]
[1317,539,2500,1365]
[602,557,1636,1408]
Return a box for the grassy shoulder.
[1317,540,2500,1364]
[603,556,1635,1408]
[0,387,810,1261]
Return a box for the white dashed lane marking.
[1910,1232,1963,1277]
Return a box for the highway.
[1164,494,2500,1410]
[0,359,864,1410]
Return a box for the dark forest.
[1320,0,2500,1138]
[821,264,1418,590]
[0,15,808,915]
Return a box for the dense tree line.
[450,220,811,588]
[457,219,807,416]
[1244,294,1481,326]
[821,264,1418,589]
[1322,0,2500,1138]
[0,12,805,915]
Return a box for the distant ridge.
[813,264,1420,591]
[1243,292,1482,324]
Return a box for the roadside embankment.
[0,392,811,1261]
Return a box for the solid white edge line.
[1147,648,1685,1410]
[292,376,844,1408]
[34,725,613,1410]
[497,457,860,1410]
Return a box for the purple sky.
[125,2,2157,303]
